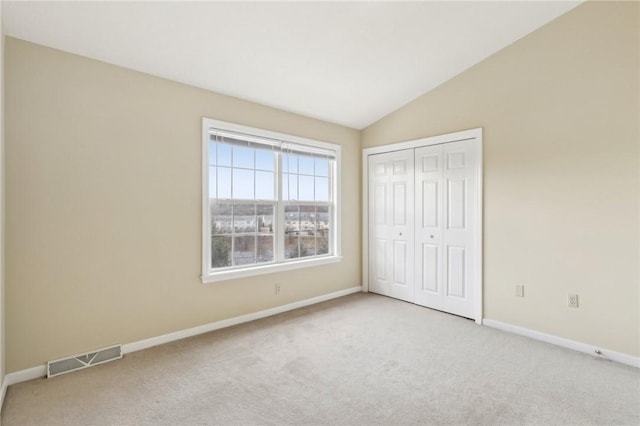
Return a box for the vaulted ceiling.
[2,1,581,129]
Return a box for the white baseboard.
[483,318,639,368]
[2,286,363,389]
[4,365,47,387]
[0,379,6,415]
[122,286,362,354]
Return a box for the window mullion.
[276,152,285,262]
[230,202,236,266]
[252,149,258,264]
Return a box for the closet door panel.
[446,245,466,298]
[368,149,414,303]
[421,243,439,293]
[374,239,387,281]
[414,145,444,308]
[422,180,439,228]
[447,178,466,229]
[442,140,478,319]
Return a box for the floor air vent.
[47,345,122,378]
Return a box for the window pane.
[217,167,231,199]
[315,177,329,202]
[217,143,232,167]
[233,236,256,265]
[232,169,255,199]
[211,203,232,234]
[285,205,299,232]
[299,155,314,175]
[256,149,274,171]
[286,154,298,174]
[317,230,329,255]
[208,141,217,166]
[285,234,299,259]
[255,171,274,200]
[208,167,216,198]
[317,205,329,231]
[283,174,298,201]
[211,236,232,268]
[257,204,274,233]
[257,235,274,263]
[315,158,329,177]
[300,236,316,257]
[317,205,330,254]
[233,145,254,169]
[298,175,314,201]
[234,204,256,233]
[300,206,316,232]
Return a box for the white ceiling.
[3,1,581,129]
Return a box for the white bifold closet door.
[368,139,479,319]
[368,148,414,303]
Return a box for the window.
[202,118,341,283]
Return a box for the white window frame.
[202,118,342,283]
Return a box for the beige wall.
[363,1,639,357]
[1,0,5,398]
[4,38,361,373]
[3,0,638,374]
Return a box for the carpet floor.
[2,293,639,425]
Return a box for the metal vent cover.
[47,345,122,378]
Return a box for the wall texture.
[4,1,639,374]
[5,38,361,372]
[363,1,639,357]
[1,0,6,399]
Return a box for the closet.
[364,130,482,321]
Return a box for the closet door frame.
[362,128,484,324]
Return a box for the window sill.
[202,255,343,284]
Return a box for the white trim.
[363,128,481,156]
[4,365,47,386]
[123,286,361,353]
[201,119,210,284]
[483,319,640,368]
[0,286,363,387]
[0,380,6,414]
[333,145,342,259]
[202,255,342,283]
[362,128,483,323]
[475,136,484,325]
[361,149,369,293]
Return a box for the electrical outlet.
[274,284,281,295]
[515,285,524,298]
[568,293,579,308]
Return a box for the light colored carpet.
[2,293,639,425]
